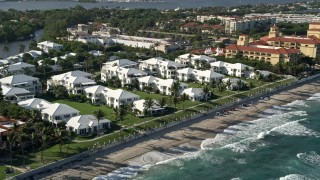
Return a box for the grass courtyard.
[5,77,296,178]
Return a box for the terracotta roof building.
[225,44,300,65]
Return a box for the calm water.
[0,29,43,58]
[96,93,320,180]
[0,0,309,11]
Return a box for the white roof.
[51,70,92,81]
[0,74,38,85]
[67,76,96,85]
[37,41,63,48]
[138,76,157,84]
[177,68,194,75]
[105,89,140,100]
[181,88,203,97]
[42,103,79,116]
[18,98,52,110]
[192,55,216,62]
[1,84,32,96]
[84,85,112,95]
[143,57,185,68]
[66,115,111,130]
[1,62,35,72]
[19,50,42,58]
[117,67,147,76]
[133,99,163,112]
[103,59,137,68]
[193,69,225,79]
[211,61,253,70]
[89,50,104,56]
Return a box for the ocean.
[0,0,309,11]
[95,93,320,180]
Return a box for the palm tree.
[3,44,9,58]
[170,81,180,97]
[31,132,36,153]
[194,59,200,69]
[54,128,66,157]
[7,132,16,171]
[40,133,48,164]
[19,44,26,54]
[143,98,154,117]
[113,106,126,121]
[66,129,76,156]
[17,133,28,167]
[93,109,105,133]
[179,93,188,112]
[202,86,210,100]
[127,103,134,120]
[226,79,232,90]
[236,80,242,93]
[172,96,179,112]
[248,81,254,91]
[158,97,167,119]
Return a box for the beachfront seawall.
[11,73,320,180]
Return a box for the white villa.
[211,61,253,78]
[103,59,138,69]
[47,71,96,95]
[0,62,36,77]
[139,57,185,79]
[133,99,164,116]
[175,54,216,68]
[101,66,147,86]
[0,74,42,94]
[177,68,224,84]
[222,78,247,90]
[84,85,140,108]
[138,76,188,95]
[181,88,211,101]
[41,103,80,124]
[37,41,63,53]
[66,115,111,136]
[1,84,34,103]
[249,70,273,79]
[18,98,52,111]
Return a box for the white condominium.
[211,61,253,78]
[0,74,42,94]
[175,54,216,68]
[138,76,188,95]
[177,68,224,84]
[47,70,96,95]
[139,57,185,79]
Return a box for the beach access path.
[39,78,320,180]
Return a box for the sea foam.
[201,110,307,151]
[297,151,320,166]
[279,174,312,180]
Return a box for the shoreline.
[40,78,320,180]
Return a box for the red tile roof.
[226,44,300,55]
[182,22,198,28]
[265,36,320,44]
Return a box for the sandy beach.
[40,78,320,180]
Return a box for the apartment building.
[137,76,188,95]
[101,66,147,86]
[0,74,42,94]
[176,68,224,84]
[175,54,216,68]
[139,57,186,79]
[47,70,96,95]
[211,61,254,77]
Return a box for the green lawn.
[12,77,296,176]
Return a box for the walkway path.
[74,78,292,143]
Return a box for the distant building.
[37,41,63,53]
[0,74,42,94]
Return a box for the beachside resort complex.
[1,2,320,179]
